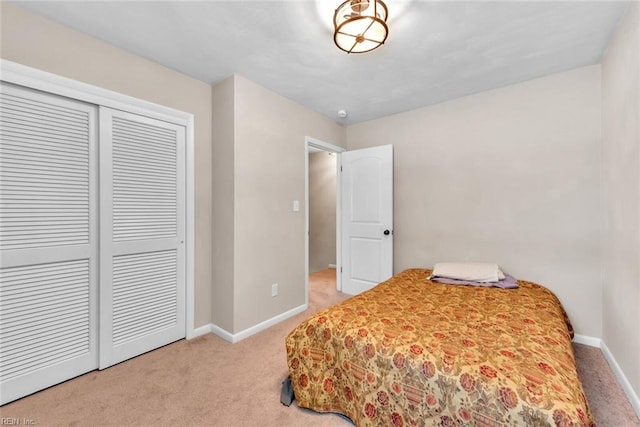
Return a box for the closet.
[0,73,188,404]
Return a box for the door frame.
[304,136,345,304]
[0,59,197,339]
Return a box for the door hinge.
[340,165,343,172]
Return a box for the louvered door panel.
[1,260,90,381]
[112,117,177,241]
[0,83,98,405]
[112,250,177,346]
[99,108,185,369]
[0,91,90,250]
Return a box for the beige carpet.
[2,269,639,426]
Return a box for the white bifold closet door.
[98,108,185,369]
[0,83,99,405]
[0,85,186,404]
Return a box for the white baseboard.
[573,334,602,347]
[328,264,337,269]
[600,341,640,418]
[188,323,212,339]
[210,303,309,344]
[210,323,234,343]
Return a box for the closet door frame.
[0,59,197,339]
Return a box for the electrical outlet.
[271,283,278,297]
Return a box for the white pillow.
[430,262,505,283]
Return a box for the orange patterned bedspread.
[286,269,594,426]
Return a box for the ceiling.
[12,1,630,125]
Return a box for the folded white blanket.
[430,262,505,283]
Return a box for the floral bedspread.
[286,269,594,426]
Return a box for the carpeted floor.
[2,268,639,426]
[575,343,640,427]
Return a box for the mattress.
[285,268,594,426]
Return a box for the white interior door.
[99,107,185,369]
[0,83,98,404]
[340,145,393,295]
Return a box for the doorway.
[304,137,394,304]
[304,137,344,306]
[309,150,336,273]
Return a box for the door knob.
[383,229,390,236]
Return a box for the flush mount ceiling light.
[334,0,388,54]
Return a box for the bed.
[285,268,594,426]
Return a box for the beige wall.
[0,3,214,328]
[309,151,337,273]
[213,75,346,333]
[211,76,235,332]
[602,2,640,400]
[347,66,603,338]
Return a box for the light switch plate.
[293,200,300,212]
